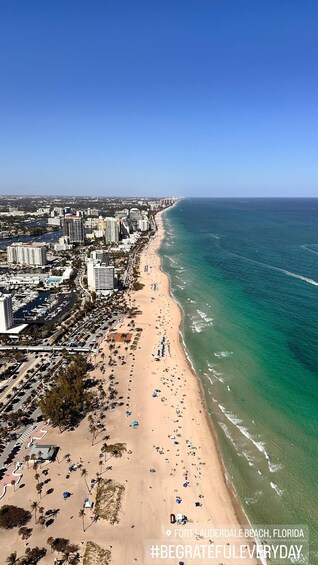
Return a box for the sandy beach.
[0,209,257,564]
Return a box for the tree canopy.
[39,355,92,430]
[0,505,31,529]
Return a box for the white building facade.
[105,218,120,243]
[138,218,150,232]
[87,260,115,292]
[7,244,47,266]
[0,294,14,332]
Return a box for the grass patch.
[83,541,111,565]
[94,479,125,524]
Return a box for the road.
[0,356,38,404]
[0,345,93,353]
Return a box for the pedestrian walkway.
[0,422,48,499]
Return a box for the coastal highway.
[0,345,93,353]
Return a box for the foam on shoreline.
[156,205,260,550]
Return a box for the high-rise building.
[90,250,109,264]
[105,218,120,243]
[62,216,84,243]
[129,208,142,222]
[0,294,14,332]
[97,218,106,233]
[7,243,47,266]
[87,260,115,292]
[129,208,142,231]
[138,218,150,232]
[120,218,131,238]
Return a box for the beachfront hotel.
[138,218,150,232]
[87,260,115,292]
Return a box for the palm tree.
[79,509,86,531]
[99,455,103,475]
[64,543,79,563]
[89,424,97,446]
[36,482,43,498]
[47,537,54,553]
[5,552,19,565]
[101,442,108,462]
[38,515,46,529]
[31,500,39,524]
[105,442,127,460]
[10,479,16,492]
[81,468,90,492]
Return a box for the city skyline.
[1,1,318,196]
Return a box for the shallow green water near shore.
[159,198,318,563]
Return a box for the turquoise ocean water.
[159,198,318,562]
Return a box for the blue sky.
[1,0,318,196]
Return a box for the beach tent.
[132,420,139,427]
[176,513,187,524]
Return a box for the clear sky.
[1,0,318,197]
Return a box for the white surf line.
[223,248,318,287]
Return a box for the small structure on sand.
[30,443,58,462]
[107,332,132,342]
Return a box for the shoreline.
[157,206,253,532]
